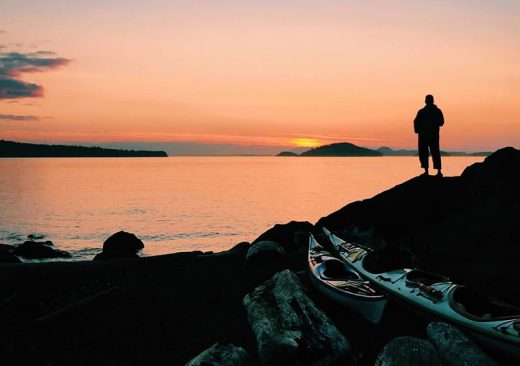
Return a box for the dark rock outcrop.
[375,336,442,366]
[94,231,144,261]
[253,221,314,272]
[0,250,21,263]
[28,234,45,240]
[246,241,285,265]
[426,322,497,366]
[0,243,16,252]
[103,231,144,252]
[317,147,520,303]
[226,242,250,256]
[243,269,350,365]
[185,342,249,366]
[13,241,70,259]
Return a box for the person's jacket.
[414,104,444,138]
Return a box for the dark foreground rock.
[0,249,251,365]
[375,336,441,366]
[0,243,16,252]
[185,342,249,366]
[13,241,70,259]
[0,250,21,263]
[246,240,285,265]
[317,147,520,304]
[253,221,314,273]
[243,269,350,365]
[427,322,497,366]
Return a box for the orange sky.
[1,1,519,151]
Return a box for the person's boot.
[421,168,429,176]
[436,169,443,177]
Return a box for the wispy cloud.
[0,113,39,121]
[0,50,70,99]
[0,30,6,34]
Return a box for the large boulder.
[253,221,313,250]
[243,269,350,365]
[225,242,250,256]
[253,221,314,272]
[13,241,70,259]
[103,231,144,253]
[246,240,285,265]
[375,336,442,366]
[426,322,497,366]
[94,231,144,261]
[185,342,249,366]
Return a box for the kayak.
[323,227,520,359]
[308,233,387,324]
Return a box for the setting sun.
[290,138,323,148]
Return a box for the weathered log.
[185,342,249,366]
[375,336,442,366]
[426,322,497,366]
[243,269,350,366]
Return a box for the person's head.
[425,94,434,105]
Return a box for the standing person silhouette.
[414,94,444,176]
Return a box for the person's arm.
[414,110,421,133]
[438,109,444,127]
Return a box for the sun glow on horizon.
[290,138,323,148]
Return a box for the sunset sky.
[1,0,519,152]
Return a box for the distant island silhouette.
[277,143,492,157]
[0,140,168,158]
[299,142,382,157]
[277,142,381,157]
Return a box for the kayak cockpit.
[317,258,361,281]
[449,286,520,321]
[405,269,449,287]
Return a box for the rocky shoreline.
[1,147,519,365]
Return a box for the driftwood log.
[185,342,249,366]
[375,336,442,366]
[243,269,350,366]
[426,322,497,366]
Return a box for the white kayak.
[308,233,387,324]
[323,227,520,359]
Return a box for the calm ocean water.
[0,156,483,261]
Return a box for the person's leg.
[418,136,429,175]
[430,137,442,176]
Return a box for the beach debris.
[427,322,497,366]
[185,342,249,366]
[375,336,442,366]
[243,269,350,366]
